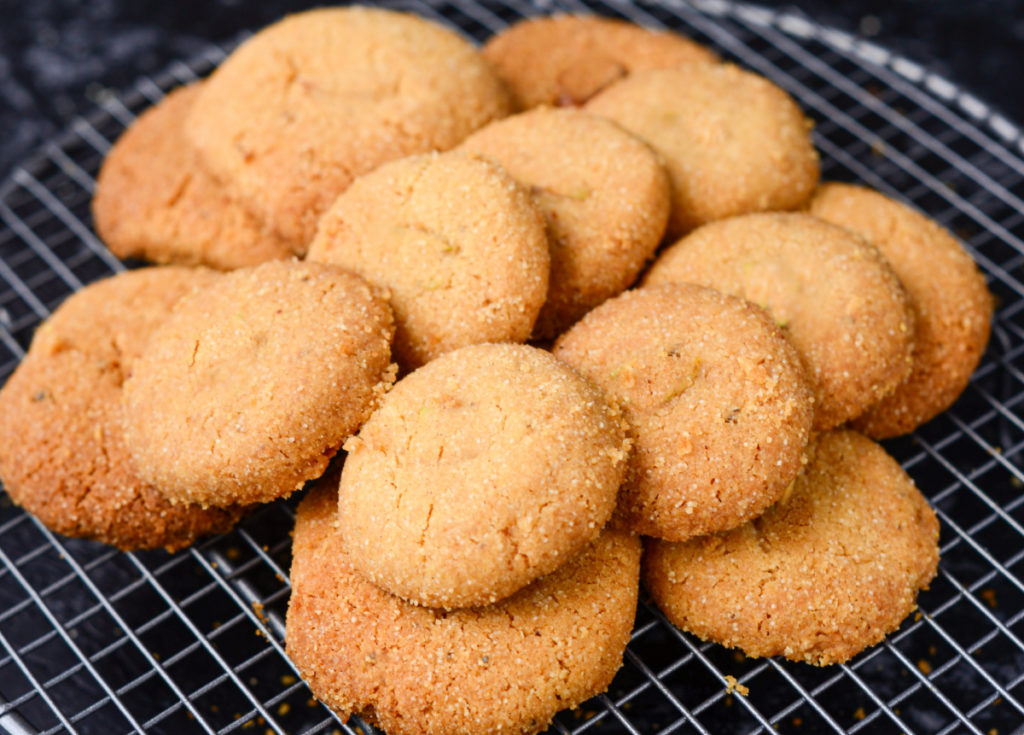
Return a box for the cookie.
[287,477,642,735]
[93,83,299,269]
[644,430,940,666]
[807,182,993,438]
[307,151,549,370]
[481,14,717,109]
[122,260,395,507]
[644,213,915,430]
[185,7,511,246]
[585,63,820,236]
[338,343,630,609]
[0,267,247,552]
[553,284,814,541]
[459,107,670,338]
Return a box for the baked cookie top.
[307,151,549,370]
[338,342,630,608]
[808,182,993,438]
[0,267,246,551]
[482,14,717,108]
[185,6,511,246]
[645,212,915,430]
[459,107,670,338]
[554,283,814,541]
[122,260,395,507]
[586,63,820,236]
[644,430,940,666]
[287,477,641,735]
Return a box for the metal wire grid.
[1,1,1023,733]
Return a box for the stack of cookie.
[0,6,996,735]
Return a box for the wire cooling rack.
[2,1,1024,733]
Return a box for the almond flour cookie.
[93,84,298,270]
[644,430,940,666]
[482,14,717,108]
[459,107,670,338]
[808,182,993,438]
[307,151,549,370]
[287,477,642,735]
[123,260,395,507]
[338,343,630,609]
[645,213,915,430]
[553,284,814,542]
[186,7,511,246]
[585,64,820,236]
[0,267,246,552]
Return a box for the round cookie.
[122,260,395,507]
[287,477,642,735]
[553,284,814,542]
[585,63,820,236]
[644,212,916,430]
[0,267,247,552]
[807,182,993,438]
[458,107,670,338]
[307,151,549,370]
[644,430,940,666]
[338,343,630,609]
[185,7,511,246]
[93,83,299,269]
[481,14,717,109]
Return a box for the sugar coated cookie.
[644,430,940,666]
[338,343,630,608]
[553,284,814,541]
[287,477,641,735]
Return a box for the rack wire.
[1,1,1023,733]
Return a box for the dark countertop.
[0,0,1022,180]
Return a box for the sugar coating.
[459,107,670,338]
[0,268,246,551]
[93,84,299,270]
[307,151,549,370]
[585,64,820,236]
[338,343,631,609]
[185,7,511,246]
[287,478,642,735]
[553,284,814,541]
[808,182,993,438]
[645,212,916,430]
[122,261,395,507]
[482,14,717,109]
[644,430,940,666]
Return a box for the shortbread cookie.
[459,107,670,337]
[123,261,395,507]
[287,478,641,735]
[644,213,915,429]
[644,430,940,666]
[338,343,630,608]
[553,284,814,541]
[808,182,993,438]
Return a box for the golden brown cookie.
[92,84,298,269]
[338,343,630,609]
[644,430,940,666]
[458,107,670,338]
[553,284,814,541]
[185,7,511,246]
[585,63,820,236]
[644,213,915,430]
[307,151,549,370]
[482,14,717,108]
[807,182,993,438]
[286,477,641,735]
[0,267,247,552]
[122,260,395,508]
